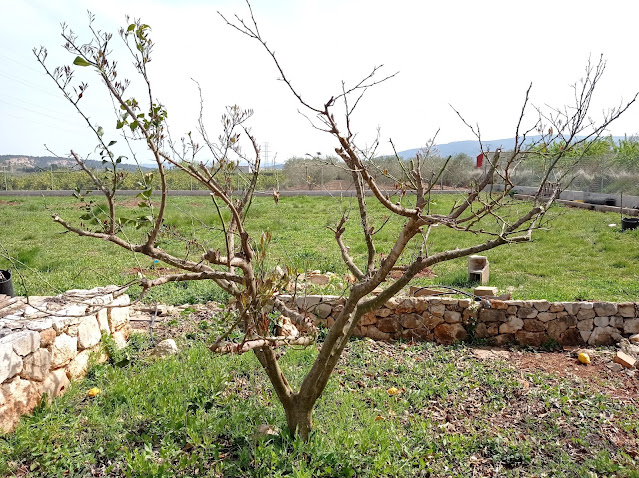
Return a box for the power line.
[2,92,69,115]
[0,98,75,124]
[2,111,87,135]
[0,53,43,74]
[0,70,60,98]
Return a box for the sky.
[1,0,639,165]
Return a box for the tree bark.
[283,397,314,442]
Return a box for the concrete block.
[613,351,636,369]
[474,286,498,297]
[468,255,489,284]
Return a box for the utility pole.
[2,166,7,191]
[263,142,270,167]
[50,165,54,191]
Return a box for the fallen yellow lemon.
[387,387,400,396]
[578,353,591,365]
[87,387,101,397]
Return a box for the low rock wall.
[0,286,131,432]
[280,295,639,347]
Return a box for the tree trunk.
[283,398,314,442]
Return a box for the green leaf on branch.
[73,56,91,67]
[108,140,117,146]
[127,24,135,32]
[137,189,152,200]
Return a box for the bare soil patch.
[474,346,639,401]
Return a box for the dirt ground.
[471,346,639,401]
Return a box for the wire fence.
[510,155,639,196]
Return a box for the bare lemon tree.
[35,8,636,440]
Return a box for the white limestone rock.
[20,349,51,382]
[151,339,178,358]
[51,334,78,368]
[78,316,101,350]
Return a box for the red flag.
[475,153,484,168]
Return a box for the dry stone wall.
[280,295,639,347]
[0,286,131,432]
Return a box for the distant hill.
[262,163,285,170]
[0,155,155,172]
[397,135,628,159]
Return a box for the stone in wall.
[401,328,433,341]
[97,308,110,333]
[546,316,577,341]
[377,318,401,333]
[530,300,551,312]
[399,314,422,329]
[490,334,514,346]
[478,308,506,322]
[434,323,467,344]
[51,334,77,369]
[0,344,22,383]
[422,313,443,329]
[560,328,583,346]
[619,303,636,318]
[315,303,332,319]
[523,319,545,332]
[589,326,622,346]
[624,319,639,335]
[41,369,70,402]
[474,322,489,339]
[361,325,391,341]
[489,300,508,310]
[537,312,555,322]
[0,376,41,433]
[108,295,131,331]
[515,330,546,347]
[594,302,618,316]
[2,330,40,357]
[359,312,377,326]
[517,307,538,319]
[444,310,462,324]
[499,316,523,334]
[20,349,51,382]
[78,317,102,350]
[67,350,92,380]
[39,328,56,347]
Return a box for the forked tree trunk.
[283,397,314,442]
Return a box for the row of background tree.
[1,135,638,194]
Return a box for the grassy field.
[0,194,638,303]
[1,329,638,477]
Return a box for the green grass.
[1,332,637,477]
[0,194,638,302]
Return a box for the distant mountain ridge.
[0,155,154,172]
[397,135,629,159]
